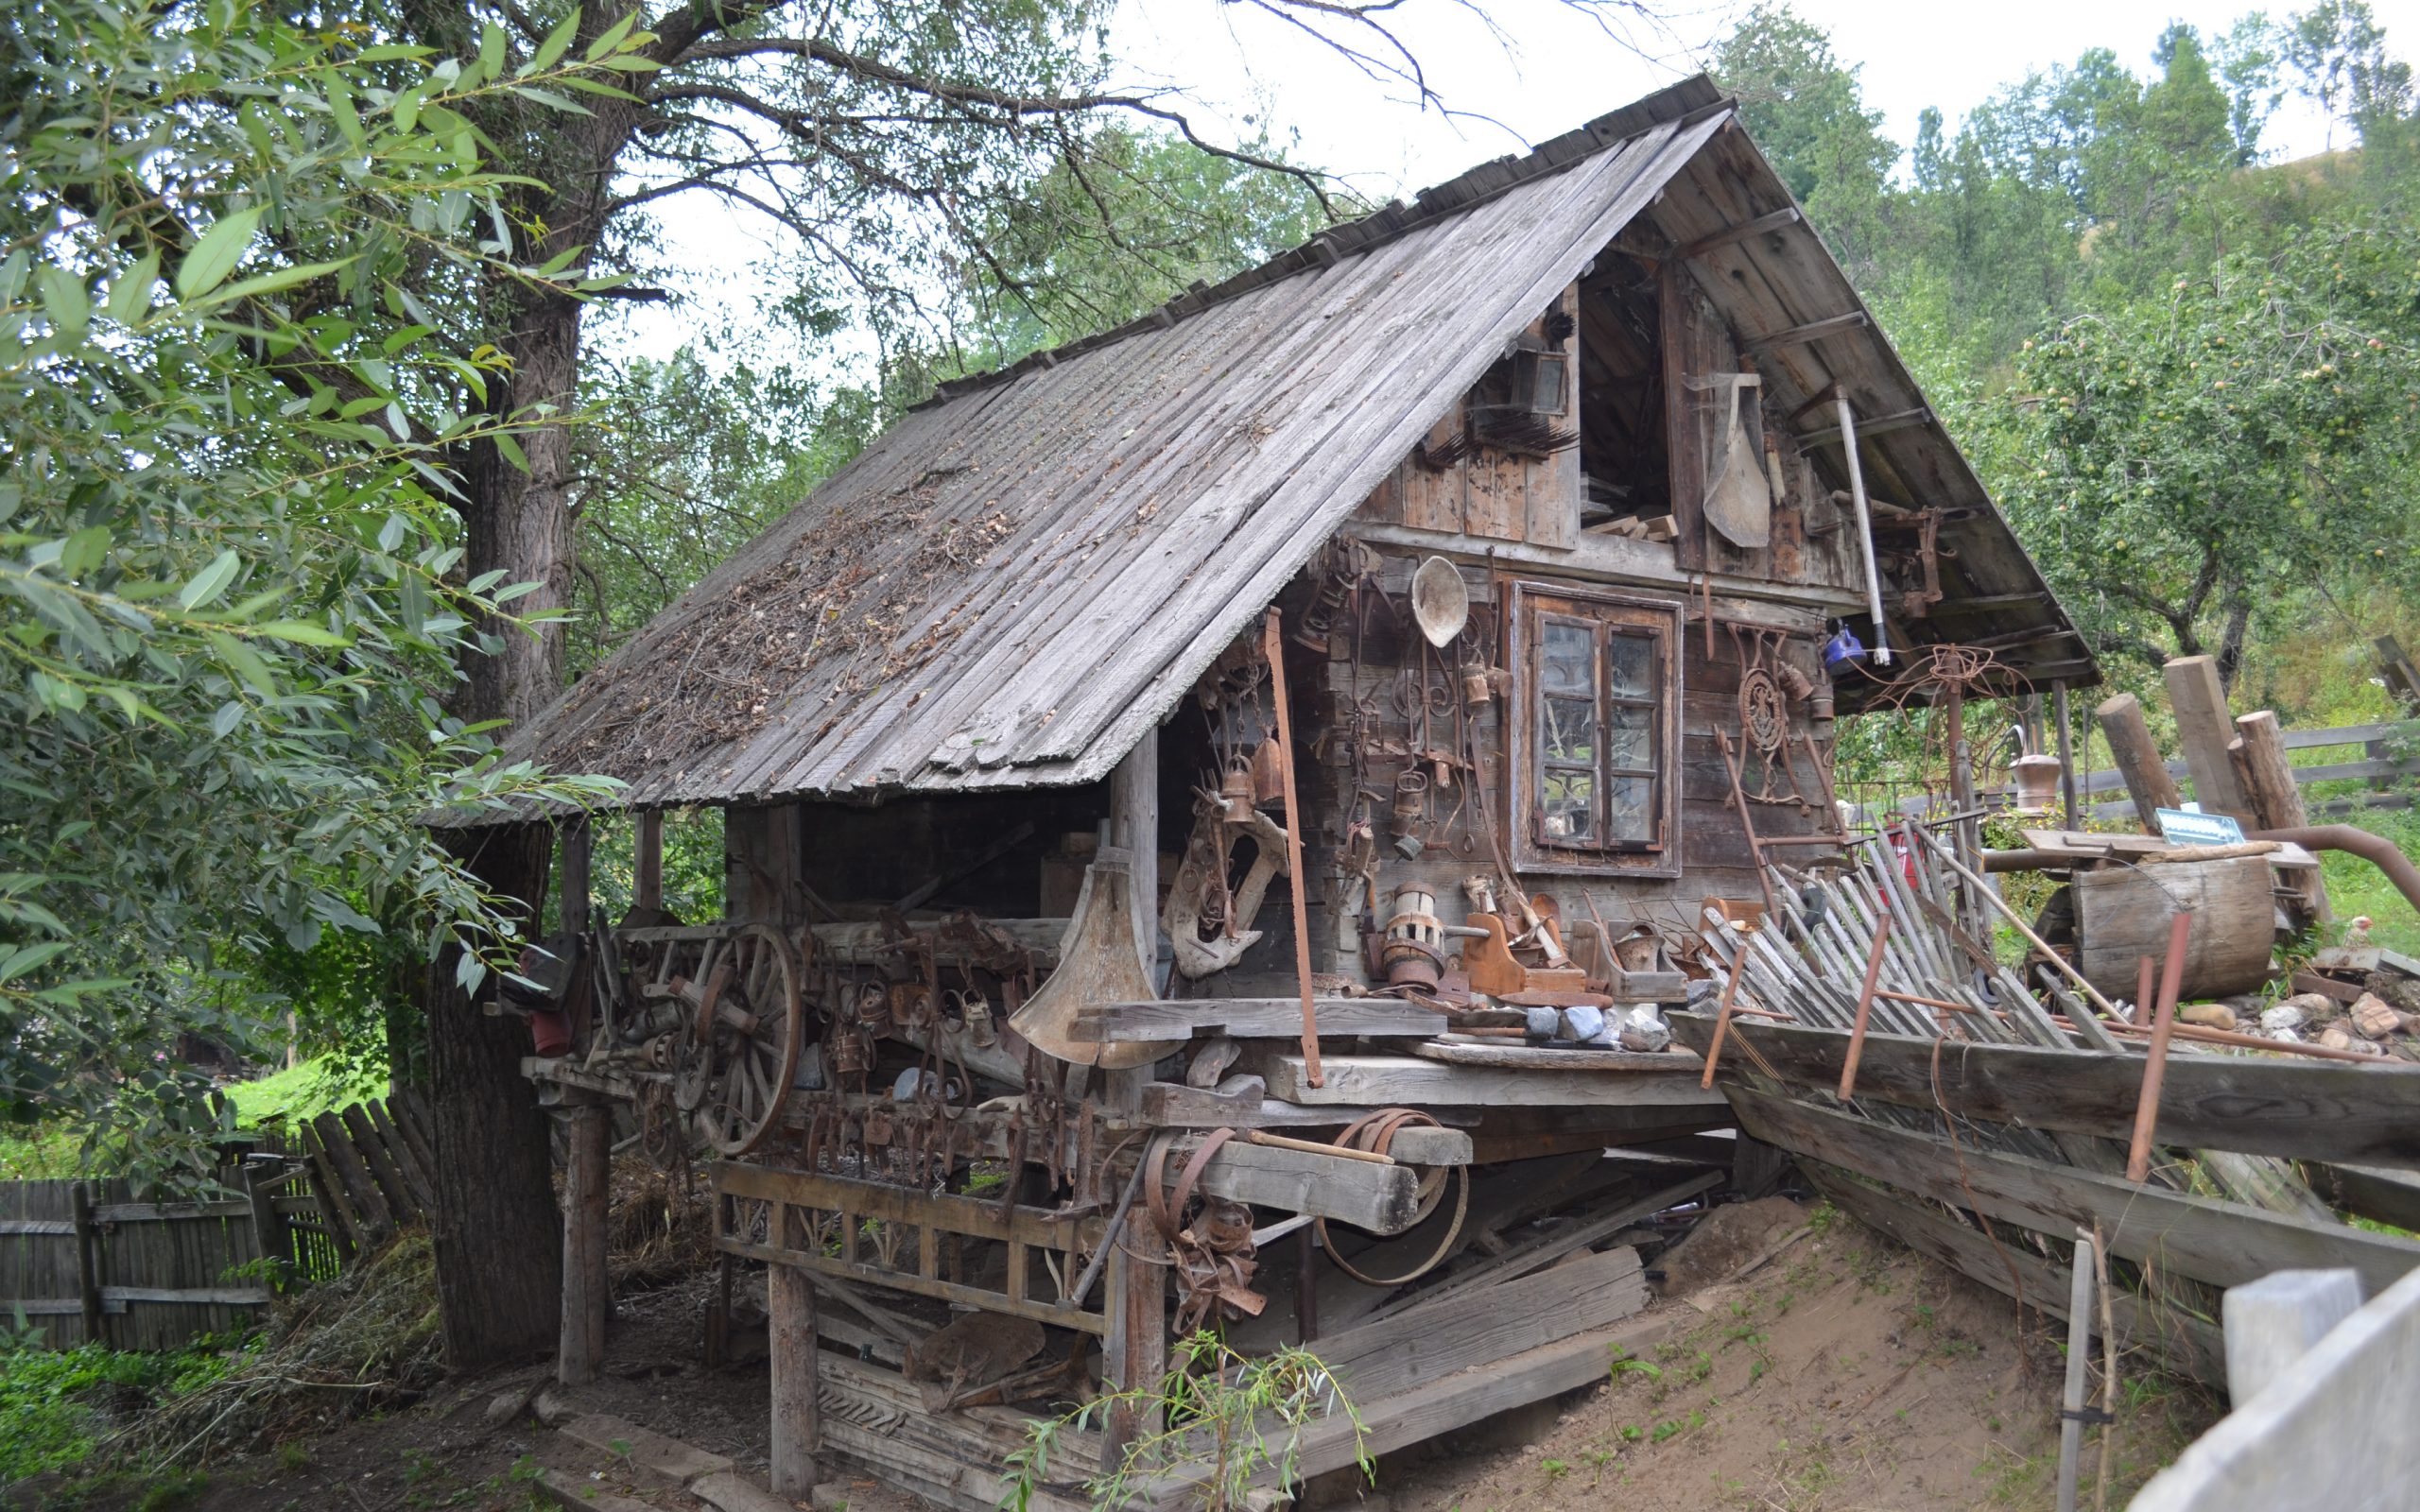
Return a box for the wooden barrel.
[2072,853,2276,1004]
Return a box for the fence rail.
[1856,719,2419,825]
[0,1090,436,1350]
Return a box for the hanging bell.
[1220,758,1255,818]
[1250,735,1287,807]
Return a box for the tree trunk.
[420,272,593,1368]
[426,821,562,1369]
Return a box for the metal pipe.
[2248,824,2420,917]
[1834,391,1892,666]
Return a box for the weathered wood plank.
[1318,1245,1649,1401]
[1725,1086,2420,1296]
[1190,1141,1423,1232]
[1410,1040,1703,1073]
[1070,999,1447,1043]
[2164,656,2253,819]
[1255,1054,1731,1110]
[1798,1162,2224,1387]
[1669,1013,2420,1169]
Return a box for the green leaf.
[510,85,590,115]
[584,9,638,60]
[477,20,507,79]
[0,942,71,984]
[179,549,242,610]
[255,620,353,648]
[106,249,160,324]
[493,431,529,472]
[37,265,90,338]
[206,630,279,696]
[59,525,111,577]
[525,8,580,74]
[176,206,262,299]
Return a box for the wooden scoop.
[1007,848,1176,1070]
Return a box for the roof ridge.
[911,74,1730,410]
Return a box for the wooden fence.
[1858,719,2419,825]
[0,1091,437,1350]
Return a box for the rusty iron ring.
[1313,1108,1469,1289]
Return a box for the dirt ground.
[1368,1197,2220,1512]
[28,1190,2217,1512]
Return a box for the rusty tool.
[1244,1128,1397,1164]
[1263,609,1322,1088]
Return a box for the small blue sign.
[2155,808,2245,847]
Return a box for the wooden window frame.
[1505,580,1684,879]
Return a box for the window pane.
[1542,769,1595,843]
[1605,705,1652,770]
[1607,633,1652,699]
[1541,620,1592,695]
[1541,697,1596,763]
[1605,777,1654,843]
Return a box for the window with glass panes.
[1510,584,1681,875]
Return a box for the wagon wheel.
[668,933,729,1113]
[695,924,804,1158]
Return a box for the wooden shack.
[480,75,2099,1506]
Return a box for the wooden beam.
[1799,1162,2223,1386]
[633,809,663,915]
[1254,1054,1730,1110]
[1675,206,1801,261]
[2162,656,2254,820]
[559,813,591,936]
[1188,1141,1423,1232]
[1322,1246,1650,1401]
[1797,406,1930,449]
[1070,999,1446,1043]
[1741,310,1869,355]
[1672,1013,2420,1168]
[2237,709,2328,917]
[558,1103,609,1386]
[1725,1086,2420,1296]
[2095,691,2181,832]
[2054,681,2081,831]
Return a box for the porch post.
[1103,729,1167,1458]
[557,1097,609,1384]
[769,1202,821,1496]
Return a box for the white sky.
[623,0,2420,361]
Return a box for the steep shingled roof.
[478,75,2088,818]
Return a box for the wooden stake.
[2055,1226,2098,1512]
[1838,911,1893,1100]
[2234,711,2329,919]
[2094,692,2181,833]
[2125,919,2192,1183]
[2162,656,2252,819]
[1263,609,1322,1089]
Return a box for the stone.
[2318,1026,2356,1053]
[809,1483,855,1511]
[2351,992,2405,1040]
[532,1469,655,1512]
[484,1383,540,1427]
[2282,991,2338,1017]
[2179,1004,2238,1032]
[2258,1003,2307,1034]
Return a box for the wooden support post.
[1101,1067,1167,1461]
[71,1181,102,1347]
[559,814,591,935]
[244,1161,290,1293]
[2375,634,2420,710]
[2053,681,2081,833]
[769,1201,821,1499]
[726,802,806,927]
[1109,726,1160,980]
[557,1101,610,1385]
[2234,710,2329,919]
[2163,656,2253,820]
[2095,693,2182,833]
[634,810,664,916]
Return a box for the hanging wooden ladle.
[1410,556,1469,649]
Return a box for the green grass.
[2308,803,2420,955]
[0,1057,385,1181]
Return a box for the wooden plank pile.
[1674,823,2420,1387]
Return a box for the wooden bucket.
[2073,853,2276,1004]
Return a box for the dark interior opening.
[1574,250,1669,529]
